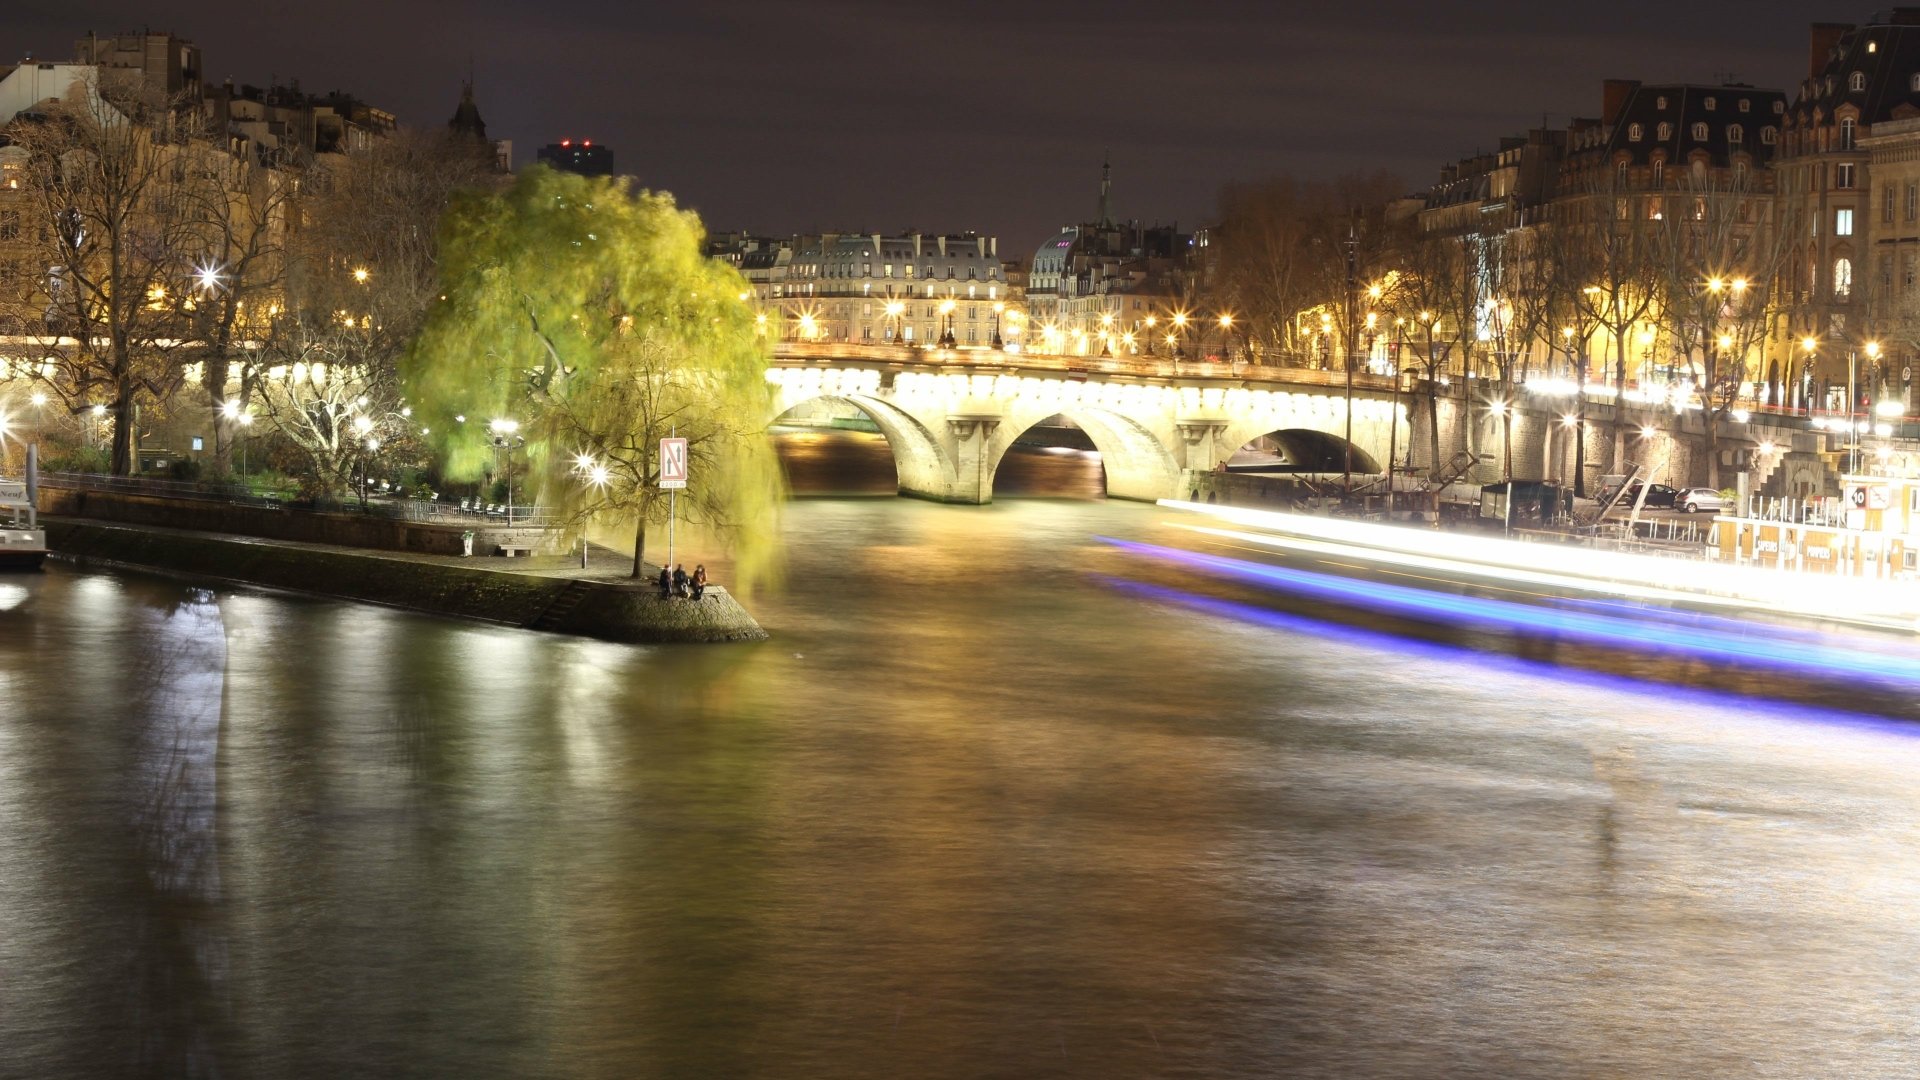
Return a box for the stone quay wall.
[43,519,767,645]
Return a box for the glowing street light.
[352,267,371,284]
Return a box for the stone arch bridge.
[768,343,1401,503]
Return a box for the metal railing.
[38,470,559,526]
[39,470,295,507]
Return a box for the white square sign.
[659,437,688,489]
[0,480,26,509]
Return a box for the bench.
[498,545,531,558]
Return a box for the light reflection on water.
[6,435,1920,1076]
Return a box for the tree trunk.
[1612,327,1628,456]
[110,375,135,476]
[1573,356,1589,498]
[630,512,647,580]
[1704,413,1721,489]
[209,352,233,477]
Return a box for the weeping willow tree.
[403,167,784,590]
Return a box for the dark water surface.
[8,436,1920,1078]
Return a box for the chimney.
[1602,79,1639,126]
[1810,22,1851,79]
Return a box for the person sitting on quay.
[656,565,673,599]
[672,563,690,598]
[691,564,707,600]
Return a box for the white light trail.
[1157,500,1920,631]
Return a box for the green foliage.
[44,445,111,474]
[405,167,784,591]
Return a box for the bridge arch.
[1229,427,1382,474]
[771,391,956,499]
[1216,395,1398,479]
[990,404,1183,502]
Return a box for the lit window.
[884,263,893,278]
[1837,207,1854,235]
[1835,257,1853,299]
[1692,122,1710,141]
[1838,162,1856,189]
[1705,96,1717,111]
[1628,123,1644,141]
[1841,117,1857,150]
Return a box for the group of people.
[656,563,708,600]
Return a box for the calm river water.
[9,433,1920,1078]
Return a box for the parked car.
[1618,482,1680,508]
[1675,487,1727,514]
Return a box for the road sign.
[659,437,688,489]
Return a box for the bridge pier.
[933,416,999,504]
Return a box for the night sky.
[14,1,1861,253]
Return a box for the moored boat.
[0,445,45,571]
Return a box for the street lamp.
[938,297,957,348]
[1851,340,1882,473]
[1171,310,1189,358]
[991,301,1005,349]
[1217,313,1234,362]
[490,417,526,524]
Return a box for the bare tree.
[248,130,495,494]
[1647,168,1795,485]
[1564,172,1662,467]
[177,143,294,476]
[8,74,207,474]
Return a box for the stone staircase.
[527,579,593,632]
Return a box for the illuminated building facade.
[1026,159,1196,357]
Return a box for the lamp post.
[490,417,525,525]
[1217,313,1234,363]
[1142,314,1157,356]
[1854,340,1882,474]
[1171,310,1188,358]
[938,297,957,348]
[991,301,1004,349]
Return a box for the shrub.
[44,446,110,474]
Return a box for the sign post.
[660,433,687,572]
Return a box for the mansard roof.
[1791,16,1920,130]
[1603,83,1785,166]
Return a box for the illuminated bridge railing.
[770,341,1396,391]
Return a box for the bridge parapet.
[771,341,1396,392]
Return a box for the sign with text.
[0,480,26,509]
[658,437,688,489]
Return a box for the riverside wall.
[42,519,767,645]
[36,487,562,556]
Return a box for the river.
[7,432,1920,1078]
